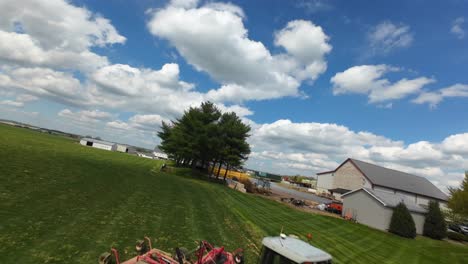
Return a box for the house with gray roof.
[316,158,448,204]
[316,158,448,234]
[341,188,428,234]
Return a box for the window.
[259,247,298,264]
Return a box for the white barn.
[116,144,128,153]
[80,138,116,151]
[342,188,427,234]
[137,152,154,159]
[317,158,448,234]
[316,158,448,206]
[153,147,168,160]
[115,144,135,154]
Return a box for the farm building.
[316,158,448,205]
[137,152,155,159]
[317,158,448,234]
[79,138,116,151]
[342,188,427,234]
[116,144,136,154]
[153,147,168,160]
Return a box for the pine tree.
[423,201,447,239]
[389,202,416,238]
[157,101,250,175]
[218,112,250,179]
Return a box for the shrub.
[389,202,416,239]
[423,201,447,239]
[447,232,468,242]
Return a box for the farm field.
[0,124,467,263]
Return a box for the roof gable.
[318,158,448,201]
[349,159,448,201]
[343,188,428,214]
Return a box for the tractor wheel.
[233,250,244,264]
[174,247,190,263]
[98,252,113,264]
[234,253,244,264]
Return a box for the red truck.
[325,201,343,214]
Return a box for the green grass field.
[0,124,467,263]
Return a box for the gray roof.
[343,188,428,214]
[262,236,332,263]
[81,138,116,147]
[350,159,448,201]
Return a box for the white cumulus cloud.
[331,65,434,103]
[451,17,465,39]
[147,1,332,102]
[247,119,468,190]
[0,0,125,72]
[58,109,114,124]
[412,83,468,108]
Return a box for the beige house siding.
[316,172,334,193]
[334,161,368,191]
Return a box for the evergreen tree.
[389,202,416,238]
[218,112,250,180]
[157,121,178,162]
[198,102,222,169]
[157,101,250,175]
[423,201,447,240]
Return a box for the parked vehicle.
[325,201,343,214]
[280,197,306,207]
[449,223,468,235]
[280,197,294,203]
[292,199,306,207]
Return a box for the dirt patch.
[255,192,342,219]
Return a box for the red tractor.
[99,237,244,264]
[99,234,333,264]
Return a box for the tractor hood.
[262,236,332,263]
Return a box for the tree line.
[158,101,251,179]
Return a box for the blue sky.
[0,0,467,190]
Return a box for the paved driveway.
[270,182,331,204]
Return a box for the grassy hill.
[0,124,466,263]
